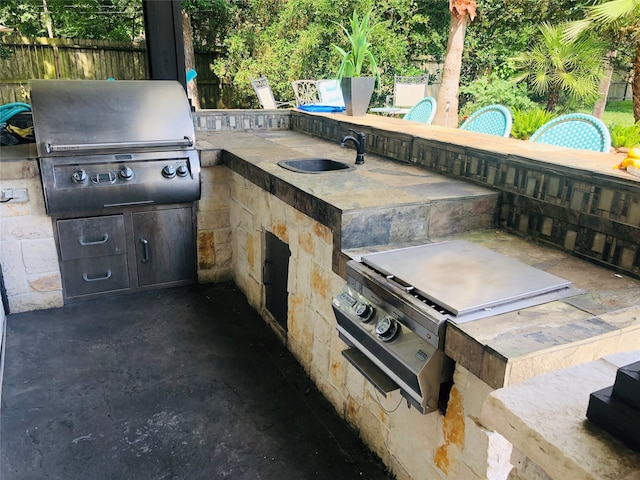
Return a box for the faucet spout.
[339,130,366,165]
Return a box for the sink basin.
[277,158,355,173]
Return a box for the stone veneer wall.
[0,161,62,313]
[228,170,513,480]
[290,112,640,280]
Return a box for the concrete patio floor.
[0,282,393,480]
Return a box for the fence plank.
[0,35,223,107]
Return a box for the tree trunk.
[182,11,200,110]
[432,13,468,127]
[592,50,617,119]
[634,42,640,123]
[42,0,61,79]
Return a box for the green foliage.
[511,107,557,140]
[333,10,385,85]
[0,0,145,41]
[609,122,640,148]
[510,22,607,112]
[459,73,537,118]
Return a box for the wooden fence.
[0,35,223,108]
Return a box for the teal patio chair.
[529,113,611,153]
[402,97,437,124]
[459,104,512,137]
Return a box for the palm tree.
[564,0,640,122]
[511,23,606,112]
[431,0,477,127]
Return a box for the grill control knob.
[119,166,134,181]
[71,169,88,183]
[176,164,189,177]
[375,316,399,342]
[162,165,176,178]
[354,302,374,322]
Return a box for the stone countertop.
[197,129,640,390]
[294,111,637,184]
[481,349,640,480]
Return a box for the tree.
[432,0,477,127]
[564,0,640,122]
[511,22,606,112]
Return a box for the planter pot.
[340,77,375,116]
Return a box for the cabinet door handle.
[78,234,109,246]
[140,237,150,263]
[262,259,271,285]
[82,270,112,282]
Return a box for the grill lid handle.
[45,136,194,154]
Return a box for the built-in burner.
[332,240,581,414]
[360,240,575,322]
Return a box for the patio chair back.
[403,97,437,124]
[250,76,292,109]
[392,75,429,108]
[291,80,320,106]
[460,104,512,137]
[317,79,345,107]
[529,113,611,153]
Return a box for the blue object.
[297,104,345,113]
[460,104,513,137]
[403,97,437,124]
[529,113,611,153]
[186,69,197,83]
[0,102,32,123]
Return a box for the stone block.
[0,215,53,241]
[10,290,63,313]
[0,240,28,295]
[21,237,58,274]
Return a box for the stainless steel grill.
[332,240,580,414]
[31,80,201,302]
[31,79,200,215]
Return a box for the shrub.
[459,73,537,119]
[609,122,640,149]
[511,107,557,140]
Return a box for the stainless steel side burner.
[332,240,581,414]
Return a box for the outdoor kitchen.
[1,94,640,479]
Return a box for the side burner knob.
[162,164,176,178]
[176,164,189,177]
[71,169,88,183]
[119,166,134,181]
[354,302,374,322]
[375,316,399,342]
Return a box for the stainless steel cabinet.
[133,207,195,287]
[55,204,196,302]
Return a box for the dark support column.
[142,0,186,91]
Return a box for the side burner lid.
[360,240,575,319]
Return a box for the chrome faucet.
[340,129,366,165]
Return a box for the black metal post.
[141,0,187,91]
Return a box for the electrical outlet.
[1,188,28,203]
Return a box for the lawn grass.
[603,100,635,127]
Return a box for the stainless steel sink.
[277,158,355,173]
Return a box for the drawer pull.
[82,270,112,282]
[79,234,109,246]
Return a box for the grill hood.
[30,79,195,158]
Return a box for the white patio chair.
[291,80,320,106]
[250,76,294,109]
[370,75,429,115]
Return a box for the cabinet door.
[132,207,196,287]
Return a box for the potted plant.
[334,10,383,116]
